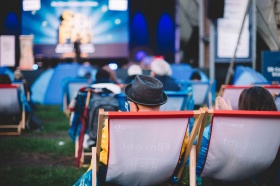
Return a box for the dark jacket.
[155,75,181,91]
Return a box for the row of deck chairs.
[63,78,216,114]
[0,84,25,135]
[69,82,280,168]
[90,108,280,186]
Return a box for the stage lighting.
[108,63,118,70]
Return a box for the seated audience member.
[194,86,278,186]
[73,75,189,186]
[150,58,181,91]
[124,64,143,84]
[13,68,32,102]
[102,65,119,84]
[69,68,121,111]
[68,69,121,146]
[0,74,42,130]
[190,71,201,81]
[91,69,121,94]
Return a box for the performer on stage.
[74,34,81,63]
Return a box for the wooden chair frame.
[92,108,206,186]
[190,108,280,186]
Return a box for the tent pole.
[224,0,252,85]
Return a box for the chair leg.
[92,147,97,186]
[190,145,197,186]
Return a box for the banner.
[215,0,253,63]
[19,35,34,70]
[0,35,15,67]
[261,51,280,81]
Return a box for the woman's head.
[0,74,12,84]
[238,86,277,111]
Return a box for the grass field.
[0,105,87,186]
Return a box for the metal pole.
[252,0,256,70]
[209,20,215,81]
[198,0,205,68]
[175,0,181,64]
[224,0,252,85]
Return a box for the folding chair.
[179,81,211,108]
[160,88,194,111]
[0,84,25,135]
[219,85,280,110]
[62,78,89,115]
[190,109,280,185]
[92,108,206,186]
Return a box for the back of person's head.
[238,86,277,111]
[190,71,201,81]
[102,65,118,83]
[127,64,143,76]
[95,69,111,81]
[124,75,167,108]
[150,58,172,76]
[14,69,23,80]
[0,74,12,84]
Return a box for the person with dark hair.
[191,86,278,186]
[237,86,277,111]
[190,71,201,81]
[0,74,12,84]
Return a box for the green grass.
[0,105,87,186]
[0,167,86,186]
[0,137,74,157]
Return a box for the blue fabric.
[73,164,108,186]
[74,170,93,186]
[196,125,211,175]
[68,90,89,142]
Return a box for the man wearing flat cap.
[74,75,188,185]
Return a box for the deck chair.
[160,88,194,111]
[62,79,89,115]
[91,108,206,186]
[274,92,280,111]
[187,81,212,108]
[190,109,280,185]
[219,85,280,110]
[0,84,25,135]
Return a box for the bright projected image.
[22,0,129,58]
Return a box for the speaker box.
[207,0,225,19]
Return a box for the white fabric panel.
[106,117,189,186]
[192,83,209,105]
[266,88,280,95]
[201,116,280,181]
[222,88,244,110]
[68,82,88,102]
[160,97,185,111]
[0,88,20,114]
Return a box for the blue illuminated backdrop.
[21,0,129,58]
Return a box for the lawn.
[0,105,87,186]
